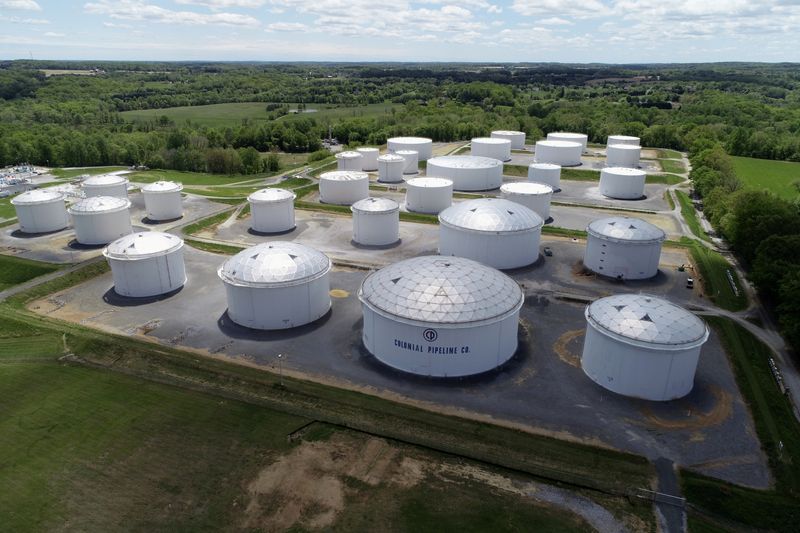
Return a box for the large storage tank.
[396,150,419,175]
[547,132,588,152]
[356,147,380,171]
[68,196,133,245]
[387,137,433,161]
[82,174,129,198]
[218,242,331,330]
[248,188,296,233]
[607,135,640,147]
[534,140,582,166]
[142,181,183,221]
[528,163,562,191]
[606,144,641,168]
[425,156,503,191]
[336,150,364,171]
[377,154,406,183]
[351,197,400,246]
[11,189,69,234]
[491,130,526,150]
[500,182,553,221]
[584,216,666,279]
[599,167,647,199]
[581,294,709,401]
[439,198,543,269]
[318,171,370,205]
[405,177,453,214]
[103,231,186,298]
[359,255,524,377]
[471,137,511,161]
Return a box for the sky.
[1,1,800,63]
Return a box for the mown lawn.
[689,244,748,311]
[0,255,62,291]
[50,166,128,180]
[129,169,277,186]
[659,159,686,174]
[731,156,800,200]
[675,190,711,242]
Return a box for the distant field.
[731,156,800,200]
[51,166,128,180]
[129,169,277,186]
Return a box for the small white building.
[491,130,526,150]
[425,156,503,191]
[336,151,364,171]
[500,182,553,221]
[218,242,331,330]
[387,137,433,161]
[396,150,419,175]
[248,188,296,233]
[142,181,183,221]
[528,163,562,191]
[103,231,186,298]
[584,216,666,279]
[82,174,129,198]
[535,140,583,166]
[599,167,647,199]
[471,137,511,161]
[439,198,543,269]
[547,132,588,152]
[68,196,133,245]
[405,177,453,214]
[11,189,69,234]
[581,294,709,401]
[607,135,640,146]
[356,147,380,171]
[318,171,370,205]
[606,144,641,168]
[351,197,400,246]
[359,255,524,377]
[377,154,406,183]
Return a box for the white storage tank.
[356,147,380,171]
[584,216,666,279]
[377,154,406,183]
[142,181,183,221]
[405,177,453,214]
[491,130,526,150]
[471,137,511,161]
[425,156,503,191]
[359,255,524,377]
[534,140,583,167]
[103,231,186,298]
[218,242,331,330]
[439,198,543,269]
[547,132,588,152]
[351,197,400,246]
[68,196,133,245]
[387,136,433,161]
[396,150,419,175]
[500,182,553,221]
[82,174,129,198]
[599,167,647,199]
[318,171,370,205]
[528,163,562,191]
[581,294,709,401]
[607,135,640,147]
[336,150,364,171]
[606,144,641,168]
[11,189,69,234]
[248,188,296,233]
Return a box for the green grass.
[183,178,312,199]
[665,190,676,210]
[183,238,244,255]
[675,190,711,242]
[731,156,800,200]
[130,169,278,186]
[688,244,748,311]
[659,159,686,174]
[50,166,127,179]
[0,197,17,220]
[657,149,683,159]
[0,255,62,291]
[503,165,681,184]
[182,209,233,236]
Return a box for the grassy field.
[675,190,711,242]
[129,169,281,186]
[503,165,682,184]
[0,197,17,220]
[0,254,61,291]
[731,156,800,200]
[659,159,687,174]
[657,149,684,159]
[688,244,748,311]
[50,166,128,180]
[183,178,312,198]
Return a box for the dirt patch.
[329,289,350,298]
[638,385,733,430]
[553,329,584,368]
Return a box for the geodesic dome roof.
[248,188,295,203]
[83,174,128,186]
[142,181,183,193]
[218,242,330,288]
[104,231,183,260]
[351,197,399,214]
[11,189,65,205]
[439,198,543,233]
[68,196,130,214]
[587,216,665,244]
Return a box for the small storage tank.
[396,150,419,175]
[491,130,526,150]
[11,189,69,234]
[599,167,647,199]
[534,140,582,166]
[142,181,183,221]
[68,196,133,245]
[527,163,562,191]
[336,150,364,171]
[318,171,370,205]
[405,177,453,214]
[356,147,380,171]
[581,294,709,401]
[584,216,666,279]
[606,144,641,168]
[387,136,433,161]
[547,132,588,152]
[218,242,331,330]
[607,135,640,147]
[377,154,406,183]
[439,198,543,269]
[471,137,511,161]
[500,182,553,221]
[103,231,186,298]
[351,197,400,246]
[248,188,296,233]
[359,255,524,377]
[82,174,129,198]
[425,156,503,191]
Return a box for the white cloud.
[539,17,572,25]
[0,0,41,11]
[174,0,267,9]
[43,31,65,37]
[266,21,307,31]
[0,14,48,24]
[511,0,610,18]
[84,0,261,27]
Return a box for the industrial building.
[68,196,133,245]
[584,216,666,279]
[438,198,543,269]
[218,242,332,330]
[425,156,503,191]
[336,151,364,171]
[606,144,641,168]
[351,197,400,246]
[377,154,406,183]
[528,163,561,191]
[396,150,419,175]
[607,135,640,146]
[405,177,453,214]
[142,180,183,221]
[500,182,553,221]
[359,255,524,377]
[318,171,370,205]
[387,137,433,161]
[356,147,379,171]
[471,137,511,161]
[82,174,129,198]
[546,132,588,152]
[103,231,186,298]
[581,294,709,401]
[599,167,647,199]
[491,130,526,150]
[11,189,69,234]
[248,188,296,233]
[534,140,582,167]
